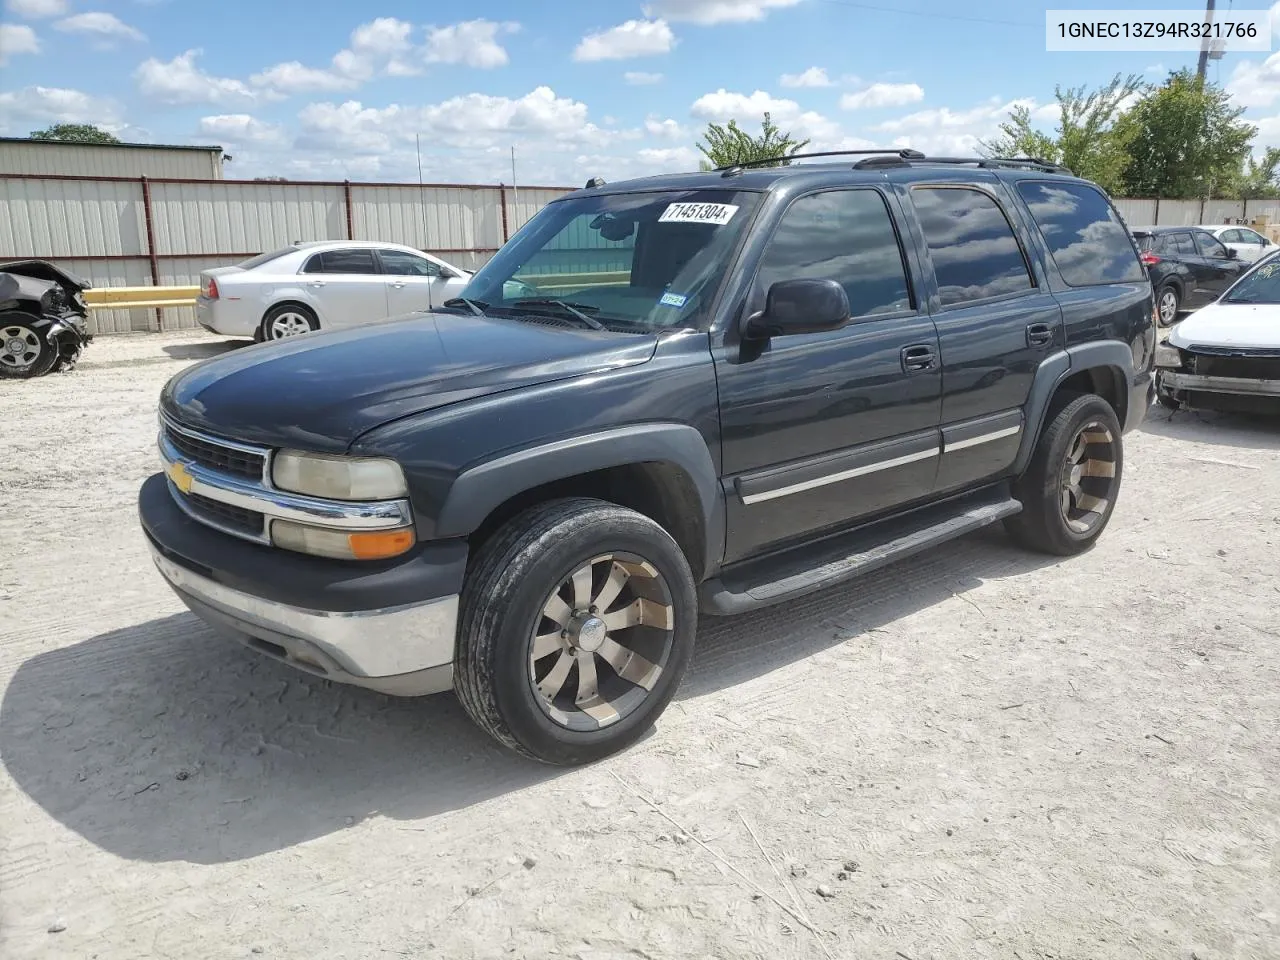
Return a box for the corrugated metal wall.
[0,174,572,334]
[1113,196,1280,228]
[0,141,223,179]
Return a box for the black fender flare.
[434,423,725,574]
[1012,341,1135,475]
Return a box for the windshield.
[1224,254,1280,303]
[457,189,763,331]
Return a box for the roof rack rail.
[713,148,924,171]
[713,150,1073,176]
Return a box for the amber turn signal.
[348,528,416,560]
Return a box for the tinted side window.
[1172,233,1198,257]
[754,189,913,318]
[380,250,441,277]
[911,186,1033,306]
[1193,232,1228,258]
[1220,229,1242,243]
[1015,181,1146,285]
[308,249,378,274]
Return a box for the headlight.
[272,520,416,561]
[1154,343,1183,369]
[272,450,407,501]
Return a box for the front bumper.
[139,472,466,696]
[1159,371,1280,398]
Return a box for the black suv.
[138,150,1156,765]
[1133,225,1246,326]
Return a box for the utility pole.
[1196,0,1217,80]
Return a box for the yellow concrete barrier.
[84,286,199,310]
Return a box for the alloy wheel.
[0,324,40,370]
[528,552,675,731]
[1059,420,1118,535]
[269,312,313,338]
[1158,290,1178,325]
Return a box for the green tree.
[1115,69,1255,199]
[1229,147,1280,200]
[28,123,121,144]
[696,112,810,170]
[980,73,1144,193]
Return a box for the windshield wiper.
[509,298,607,331]
[441,296,488,316]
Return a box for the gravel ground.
[1,332,1277,960]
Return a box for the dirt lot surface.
[1,331,1277,960]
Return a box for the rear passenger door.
[903,181,1062,498]
[1190,230,1246,300]
[299,248,389,327]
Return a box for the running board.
[700,487,1023,616]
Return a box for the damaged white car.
[1155,252,1280,415]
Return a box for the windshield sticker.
[659,202,739,226]
[659,292,688,308]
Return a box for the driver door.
[713,187,942,563]
[377,248,459,314]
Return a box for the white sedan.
[196,241,472,341]
[1154,251,1280,414]
[1198,224,1279,263]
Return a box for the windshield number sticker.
[659,202,739,226]
[660,292,688,308]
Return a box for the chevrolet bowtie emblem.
[167,460,194,494]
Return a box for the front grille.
[1190,353,1280,380]
[185,491,265,536]
[164,424,266,481]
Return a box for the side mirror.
[1224,247,1239,260]
[745,278,851,339]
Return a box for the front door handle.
[901,344,937,372]
[1026,322,1053,347]
[309,280,325,288]
[390,281,407,288]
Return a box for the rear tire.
[1156,284,1180,327]
[1006,393,1124,556]
[0,315,58,379]
[260,304,318,341]
[454,497,697,765]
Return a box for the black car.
[139,150,1155,765]
[1132,225,1247,326]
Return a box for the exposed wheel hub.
[570,614,608,653]
[6,337,25,356]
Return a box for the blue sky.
[4,0,1280,185]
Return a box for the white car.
[1198,224,1279,263]
[1154,250,1280,414]
[195,241,472,341]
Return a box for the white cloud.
[250,62,358,95]
[1145,63,1166,75]
[841,82,925,110]
[1227,52,1280,108]
[135,49,264,106]
[423,19,518,68]
[333,17,418,79]
[780,67,832,88]
[690,88,838,142]
[625,71,664,85]
[54,12,146,44]
[198,113,287,146]
[3,0,66,17]
[0,85,122,131]
[296,86,601,155]
[643,0,803,24]
[645,115,685,139]
[0,23,39,64]
[573,19,675,61]
[872,96,1039,155]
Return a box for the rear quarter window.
[1015,181,1147,286]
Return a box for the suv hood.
[160,312,658,451]
[1169,301,1280,351]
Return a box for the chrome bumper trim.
[149,543,458,684]
[1163,372,1280,397]
[158,429,413,545]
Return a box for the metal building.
[0,138,225,179]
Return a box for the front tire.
[455,498,697,765]
[260,304,318,341]
[0,316,58,379]
[1006,393,1124,556]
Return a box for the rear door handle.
[1026,322,1053,347]
[309,280,325,288]
[901,344,937,372]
